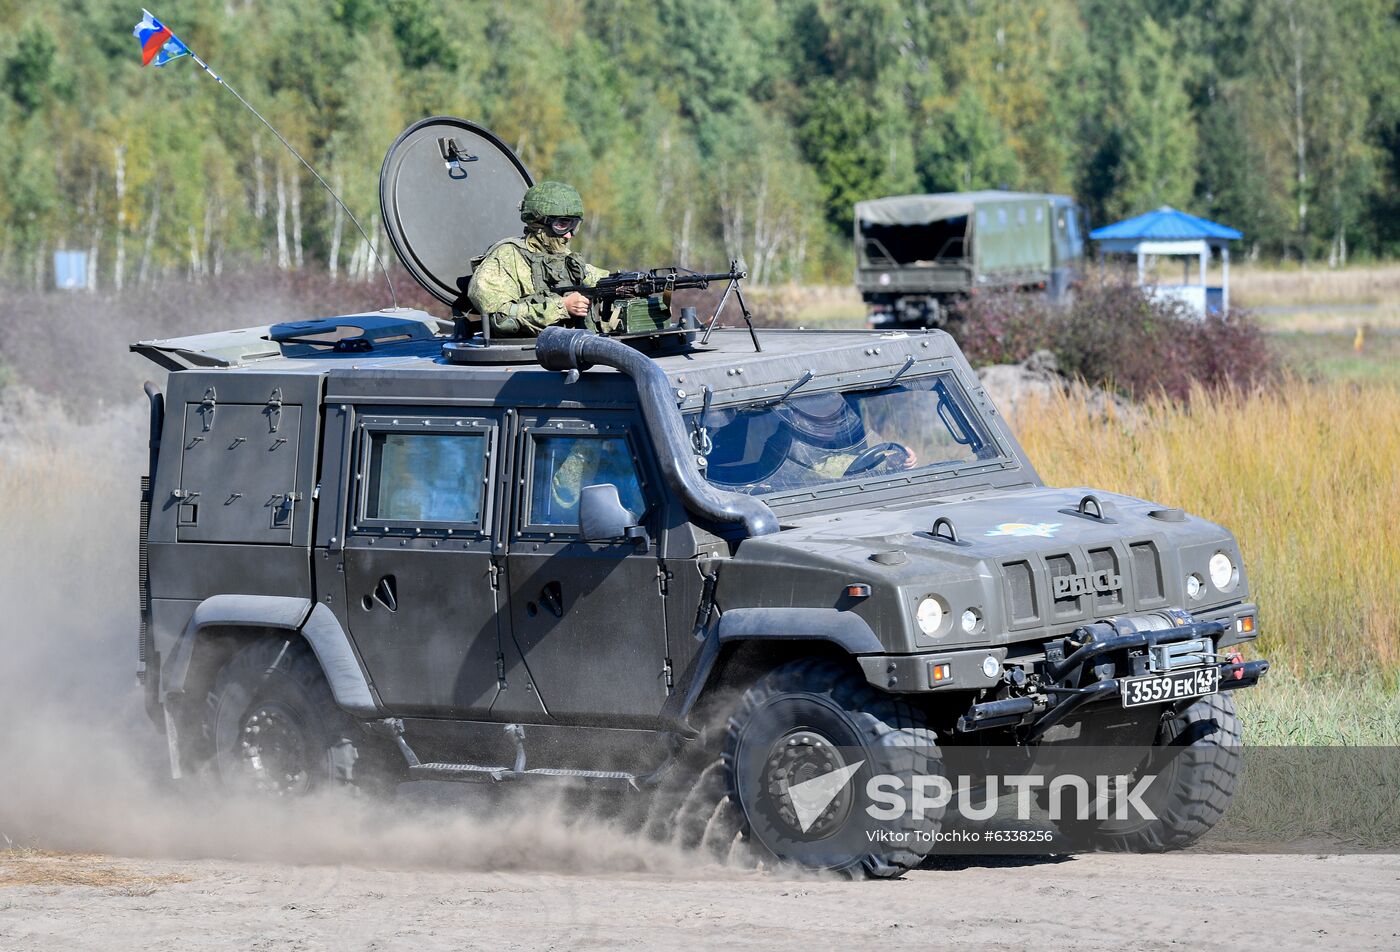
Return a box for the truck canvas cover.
[855,191,1068,276]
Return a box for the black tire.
[1047,692,1242,852]
[720,658,943,878]
[206,637,405,798]
[634,737,745,862]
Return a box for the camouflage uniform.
[549,437,645,515]
[467,180,607,337]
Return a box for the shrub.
[952,279,1279,400]
[950,289,1055,366]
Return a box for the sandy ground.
[3,849,1398,951]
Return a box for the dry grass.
[0,849,188,890]
[1248,305,1400,333]
[1009,380,1400,681]
[1221,262,1400,308]
[0,399,103,554]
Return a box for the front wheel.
[206,638,405,798]
[1046,692,1243,852]
[722,658,943,878]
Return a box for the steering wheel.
[841,441,914,477]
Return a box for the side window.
[527,434,646,529]
[360,428,489,529]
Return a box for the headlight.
[1209,552,1236,591]
[1186,573,1204,600]
[916,596,945,636]
[960,609,981,634]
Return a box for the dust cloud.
[0,284,723,879]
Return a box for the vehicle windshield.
[692,373,1000,496]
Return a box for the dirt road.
[3,848,1397,951]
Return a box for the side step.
[385,719,649,785]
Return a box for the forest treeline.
[3,0,1398,290]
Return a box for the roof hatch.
[379,116,534,310]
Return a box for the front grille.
[1089,546,1125,612]
[1130,542,1164,603]
[1004,560,1038,623]
[1004,542,1168,633]
[1046,553,1082,618]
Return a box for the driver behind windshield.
[776,392,916,480]
[702,390,916,493]
[699,376,995,496]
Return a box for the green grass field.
[1238,671,1400,746]
[1272,330,1400,385]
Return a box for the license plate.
[1120,666,1219,708]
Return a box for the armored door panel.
[340,412,504,718]
[343,547,501,716]
[177,403,302,543]
[503,546,668,721]
[499,416,668,724]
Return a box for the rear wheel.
[206,637,405,798]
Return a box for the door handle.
[539,581,563,618]
[372,575,398,612]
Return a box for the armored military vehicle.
[132,118,1266,877]
[856,191,1085,328]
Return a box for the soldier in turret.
[467,181,607,337]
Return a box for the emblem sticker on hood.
[986,522,1062,539]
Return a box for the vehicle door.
[341,410,503,717]
[498,412,669,724]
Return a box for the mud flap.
[163,704,183,780]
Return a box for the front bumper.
[956,617,1270,736]
[857,603,1261,695]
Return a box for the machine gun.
[557,265,743,302]
[555,261,762,351]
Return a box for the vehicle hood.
[758,486,1223,560]
[723,485,1246,650]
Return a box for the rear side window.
[527,434,646,528]
[364,431,487,526]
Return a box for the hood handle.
[1060,493,1117,524]
[930,516,971,547]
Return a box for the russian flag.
[132,10,189,67]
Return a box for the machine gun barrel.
[555,267,747,300]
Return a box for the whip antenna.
[133,10,399,308]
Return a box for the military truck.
[855,191,1086,328]
[131,119,1266,877]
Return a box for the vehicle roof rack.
[131,311,444,371]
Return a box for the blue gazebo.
[1090,206,1242,317]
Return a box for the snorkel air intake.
[535,327,779,538]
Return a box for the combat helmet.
[520,181,584,225]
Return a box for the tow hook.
[1225,650,1245,680]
